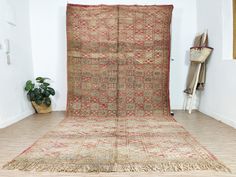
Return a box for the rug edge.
[2,158,231,173]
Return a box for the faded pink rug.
[3,116,230,172]
[3,4,230,173]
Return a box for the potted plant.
[25,77,55,113]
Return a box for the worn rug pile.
[3,4,230,173]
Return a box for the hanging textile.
[184,32,212,94]
[67,5,172,117]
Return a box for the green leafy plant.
[25,77,55,107]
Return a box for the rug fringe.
[2,158,231,173]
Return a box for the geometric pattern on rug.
[66,4,172,117]
[3,116,230,172]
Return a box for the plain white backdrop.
[197,0,236,128]
[0,0,34,128]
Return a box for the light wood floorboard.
[0,111,235,177]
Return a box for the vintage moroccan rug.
[66,4,171,117]
[3,116,230,172]
[3,4,230,173]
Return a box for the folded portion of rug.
[3,116,230,172]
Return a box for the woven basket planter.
[32,101,52,114]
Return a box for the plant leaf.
[35,99,42,105]
[36,77,43,83]
[47,87,55,96]
[36,77,51,83]
[34,88,40,95]
[28,91,35,101]
[26,80,32,85]
[39,84,46,90]
[25,80,34,91]
[27,91,34,101]
[43,90,50,97]
[44,97,51,106]
[43,82,50,87]
[35,94,43,101]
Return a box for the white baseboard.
[53,107,66,112]
[0,110,35,129]
[200,108,236,129]
[171,105,198,110]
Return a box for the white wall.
[29,0,198,111]
[0,0,34,128]
[197,0,236,128]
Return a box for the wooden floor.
[0,111,235,177]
